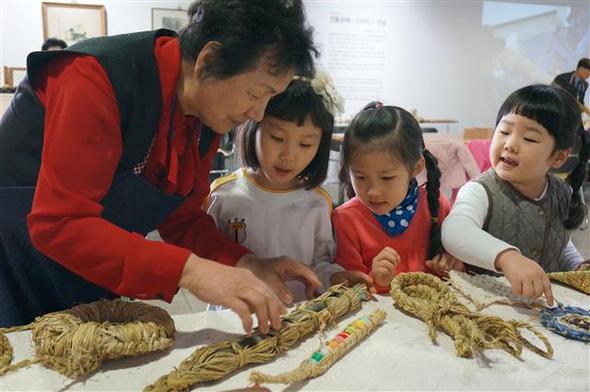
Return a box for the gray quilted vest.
[477,170,572,272]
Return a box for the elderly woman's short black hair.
[41,38,67,51]
[178,0,317,79]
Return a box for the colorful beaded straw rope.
[250,309,386,385]
[145,283,370,392]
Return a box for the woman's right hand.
[178,254,287,335]
[494,249,554,306]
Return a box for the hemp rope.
[144,283,369,392]
[0,299,175,378]
[390,272,553,359]
[250,309,386,385]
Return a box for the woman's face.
[184,48,294,135]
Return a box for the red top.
[332,186,450,293]
[27,37,249,301]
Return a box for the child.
[442,84,589,306]
[207,71,369,302]
[333,102,464,294]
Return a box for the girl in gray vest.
[443,84,589,306]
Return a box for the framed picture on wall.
[3,66,27,87]
[42,2,107,46]
[151,8,188,32]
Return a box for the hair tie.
[362,101,383,111]
[431,217,439,223]
[192,6,204,23]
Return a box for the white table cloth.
[2,283,589,391]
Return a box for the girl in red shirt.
[333,103,464,293]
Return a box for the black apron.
[0,98,197,327]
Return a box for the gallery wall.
[1,0,588,129]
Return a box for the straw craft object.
[250,309,386,385]
[0,299,175,378]
[145,283,369,392]
[448,270,545,310]
[390,272,553,359]
[547,269,590,295]
[539,305,590,342]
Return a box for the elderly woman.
[0,0,320,333]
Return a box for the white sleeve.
[442,181,519,271]
[558,240,584,271]
[311,204,343,290]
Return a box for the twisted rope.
[0,299,175,378]
[547,270,590,295]
[144,283,369,392]
[250,309,386,385]
[390,272,553,359]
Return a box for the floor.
[146,183,590,316]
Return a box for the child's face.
[349,150,424,215]
[490,113,569,197]
[252,115,322,191]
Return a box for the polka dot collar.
[373,179,419,237]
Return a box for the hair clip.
[292,75,311,83]
[293,69,344,117]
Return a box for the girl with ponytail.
[443,84,589,307]
[333,102,464,294]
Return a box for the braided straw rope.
[390,272,553,359]
[0,299,175,378]
[250,309,386,385]
[144,283,369,392]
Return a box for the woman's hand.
[425,252,465,278]
[178,254,287,335]
[236,254,322,304]
[371,247,400,288]
[495,249,554,306]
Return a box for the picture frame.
[42,2,107,46]
[151,7,188,32]
[3,66,27,87]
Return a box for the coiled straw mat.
[0,299,175,378]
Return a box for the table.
[2,284,588,391]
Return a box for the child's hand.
[425,252,465,278]
[330,270,375,293]
[495,249,554,306]
[371,247,400,288]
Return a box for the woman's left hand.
[236,254,322,305]
[425,252,465,278]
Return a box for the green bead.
[311,352,324,363]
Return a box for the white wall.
[1,0,588,130]
[306,0,589,130]
[0,0,191,80]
